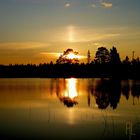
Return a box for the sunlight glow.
[68,26,75,42]
[66,52,78,59]
[64,78,78,99]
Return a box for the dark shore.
[0,63,140,79]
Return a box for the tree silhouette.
[110,46,121,64]
[93,79,121,110]
[94,79,110,109]
[56,48,79,64]
[121,80,130,100]
[123,56,130,64]
[131,80,140,99]
[60,97,78,107]
[94,47,110,64]
[87,50,91,64]
[109,79,121,109]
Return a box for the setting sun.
[66,52,78,59]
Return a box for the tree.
[87,50,91,64]
[132,57,140,65]
[56,48,79,64]
[123,56,130,64]
[110,47,121,64]
[94,47,110,64]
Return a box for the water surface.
[0,78,140,140]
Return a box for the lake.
[0,78,140,140]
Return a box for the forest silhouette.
[0,47,140,79]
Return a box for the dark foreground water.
[0,78,140,140]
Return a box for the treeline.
[0,62,140,78]
[0,47,140,79]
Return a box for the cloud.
[91,1,113,9]
[65,3,71,8]
[91,4,96,8]
[101,1,113,8]
[0,42,48,50]
[40,52,62,58]
[93,42,105,47]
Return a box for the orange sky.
[0,0,140,64]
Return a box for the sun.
[56,49,82,64]
[66,52,77,59]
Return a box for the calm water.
[0,78,140,140]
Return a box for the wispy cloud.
[91,0,113,9]
[0,42,49,50]
[93,42,105,47]
[65,3,71,8]
[91,4,96,8]
[40,52,62,57]
[101,1,113,8]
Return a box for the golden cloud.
[101,2,113,8]
[65,3,71,8]
[0,42,49,50]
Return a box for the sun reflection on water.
[64,78,78,99]
[58,78,78,107]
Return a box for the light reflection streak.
[68,26,75,42]
[58,78,78,107]
[64,78,78,99]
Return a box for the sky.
[0,0,140,64]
